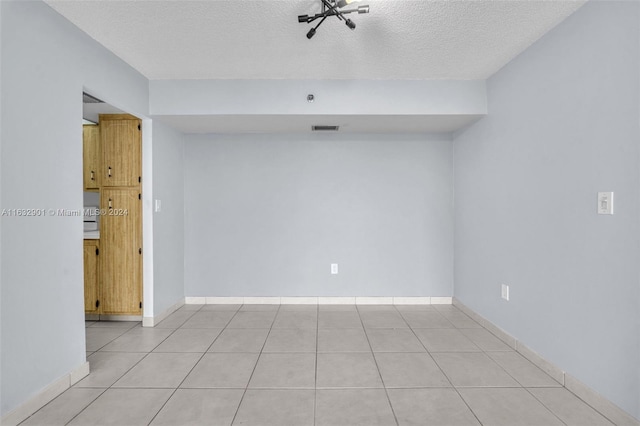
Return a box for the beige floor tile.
[67,389,173,426]
[458,387,564,426]
[528,387,615,425]
[233,390,315,426]
[181,352,259,388]
[432,352,520,387]
[150,389,243,426]
[388,388,480,426]
[316,389,396,426]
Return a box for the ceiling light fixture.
[298,0,370,39]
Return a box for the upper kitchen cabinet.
[100,114,141,187]
[83,124,100,190]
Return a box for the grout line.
[356,305,400,426]
[229,304,282,426]
[64,323,184,425]
[146,305,241,425]
[523,387,570,426]
[85,325,135,353]
[314,303,319,426]
[59,388,109,426]
[17,387,107,426]
[71,304,630,426]
[524,384,619,426]
[398,306,484,426]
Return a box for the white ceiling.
[45,0,585,81]
[54,0,584,133]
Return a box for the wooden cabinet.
[100,115,141,187]
[83,125,100,190]
[83,240,100,314]
[100,188,142,315]
[82,114,143,317]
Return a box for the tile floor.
[20,304,616,426]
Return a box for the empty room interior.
[1,0,639,425]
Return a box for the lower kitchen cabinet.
[100,188,142,315]
[83,239,100,314]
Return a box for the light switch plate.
[331,264,338,275]
[501,284,509,301]
[597,192,613,215]
[155,199,162,213]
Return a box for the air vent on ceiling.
[312,125,340,132]
[83,92,104,104]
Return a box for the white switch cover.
[501,284,509,301]
[155,199,162,213]
[597,192,614,215]
[331,264,339,275]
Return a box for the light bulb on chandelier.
[297,0,370,39]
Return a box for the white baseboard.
[317,297,355,305]
[143,298,185,327]
[452,298,639,425]
[355,297,394,305]
[393,297,431,305]
[564,374,640,426]
[70,362,90,386]
[515,341,563,384]
[281,297,319,304]
[430,296,453,304]
[184,296,453,306]
[1,362,90,426]
[207,296,243,304]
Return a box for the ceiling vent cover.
[83,92,104,104]
[312,125,340,132]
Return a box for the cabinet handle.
[90,171,95,181]
[108,198,112,209]
[108,166,112,177]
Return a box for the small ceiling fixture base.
[298,0,369,39]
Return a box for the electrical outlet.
[331,264,338,275]
[501,284,510,301]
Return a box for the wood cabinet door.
[100,188,142,315]
[83,240,100,314]
[100,117,141,187]
[83,125,100,190]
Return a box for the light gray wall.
[150,80,486,116]
[0,0,4,412]
[453,1,639,418]
[184,133,453,297]
[0,1,148,416]
[152,121,185,314]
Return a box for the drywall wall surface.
[152,121,185,315]
[184,133,453,297]
[454,1,640,418]
[150,79,486,116]
[1,0,148,416]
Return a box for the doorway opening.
[82,91,143,330]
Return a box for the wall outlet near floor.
[331,263,339,275]
[501,284,510,301]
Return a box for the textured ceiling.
[45,0,585,80]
